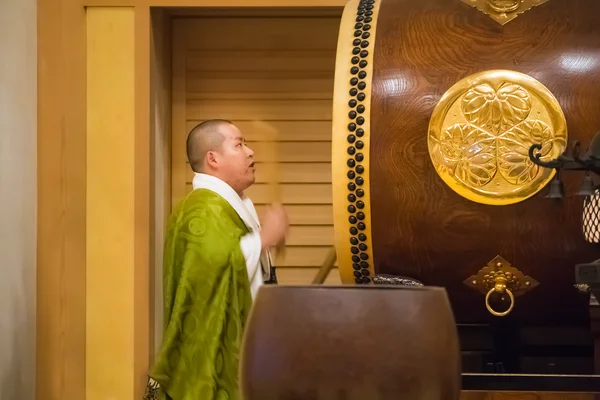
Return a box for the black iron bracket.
[528,131,600,176]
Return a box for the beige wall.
[0,0,37,398]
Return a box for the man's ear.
[206,151,218,168]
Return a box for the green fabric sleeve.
[149,189,253,400]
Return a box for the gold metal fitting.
[460,0,550,26]
[464,255,539,317]
[484,275,515,317]
[487,0,521,13]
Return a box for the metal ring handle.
[485,287,515,317]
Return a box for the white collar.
[191,173,259,231]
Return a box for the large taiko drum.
[331,0,600,342]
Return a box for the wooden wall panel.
[179,18,340,50]
[171,15,341,284]
[134,6,152,397]
[171,19,188,211]
[185,120,332,140]
[37,0,87,398]
[181,142,332,163]
[186,162,332,183]
[187,99,332,120]
[150,6,172,359]
[86,7,136,399]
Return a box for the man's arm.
[239,204,288,281]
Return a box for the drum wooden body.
[240,286,461,399]
[332,0,600,353]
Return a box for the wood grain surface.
[368,0,600,325]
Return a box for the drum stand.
[530,134,600,375]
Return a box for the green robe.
[149,188,253,400]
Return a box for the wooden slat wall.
[171,16,341,285]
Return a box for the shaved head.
[186,119,232,172]
[186,119,256,194]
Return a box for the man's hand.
[260,203,289,250]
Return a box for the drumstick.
[251,121,286,261]
[312,247,338,285]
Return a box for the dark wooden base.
[459,322,594,376]
[591,295,600,374]
[459,296,600,394]
[462,373,600,393]
[461,391,597,400]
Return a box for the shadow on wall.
[1,304,19,399]
[0,289,33,399]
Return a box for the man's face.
[215,124,256,192]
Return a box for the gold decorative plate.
[460,0,550,25]
[428,70,567,206]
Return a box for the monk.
[147,119,289,400]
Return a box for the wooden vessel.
[240,285,461,399]
[331,0,600,383]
